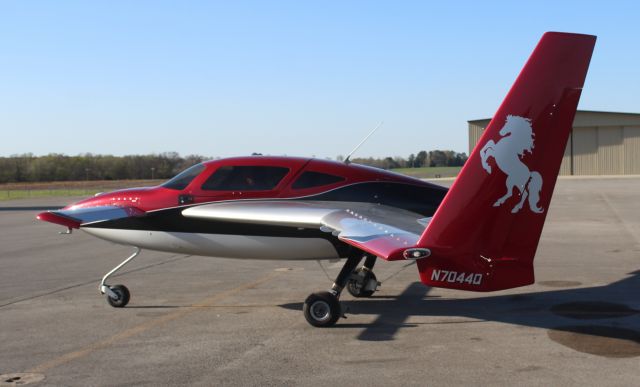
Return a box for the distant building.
[468,110,640,175]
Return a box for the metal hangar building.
[468,110,640,175]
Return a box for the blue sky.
[1,1,638,159]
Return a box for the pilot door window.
[201,166,289,191]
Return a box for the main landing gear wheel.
[346,268,378,298]
[303,251,378,327]
[106,284,130,308]
[303,291,341,327]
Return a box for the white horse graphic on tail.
[480,115,544,214]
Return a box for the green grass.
[0,180,163,201]
[0,189,104,201]
[391,166,462,179]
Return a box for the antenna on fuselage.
[344,121,383,165]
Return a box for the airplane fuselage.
[69,157,447,260]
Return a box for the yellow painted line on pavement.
[27,271,280,374]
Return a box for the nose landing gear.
[100,247,140,308]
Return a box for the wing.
[37,206,146,229]
[182,200,430,261]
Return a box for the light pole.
[151,167,155,180]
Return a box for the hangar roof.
[468,110,640,127]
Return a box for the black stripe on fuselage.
[295,181,446,216]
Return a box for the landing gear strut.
[100,247,140,308]
[346,254,378,298]
[303,251,379,327]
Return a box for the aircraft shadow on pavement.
[279,271,640,352]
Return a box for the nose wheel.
[105,284,130,307]
[100,247,140,308]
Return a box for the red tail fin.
[417,32,596,291]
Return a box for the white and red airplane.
[38,32,596,327]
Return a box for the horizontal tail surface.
[417,32,596,291]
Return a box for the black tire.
[346,268,377,298]
[106,284,130,308]
[303,291,341,327]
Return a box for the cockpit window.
[161,163,205,190]
[201,166,289,191]
[292,171,345,189]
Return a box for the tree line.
[0,153,207,184]
[0,150,467,184]
[344,150,468,170]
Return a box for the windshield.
[161,163,206,190]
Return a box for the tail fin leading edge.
[417,32,596,291]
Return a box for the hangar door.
[572,126,625,175]
[597,127,623,175]
[624,127,640,174]
[572,127,598,175]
